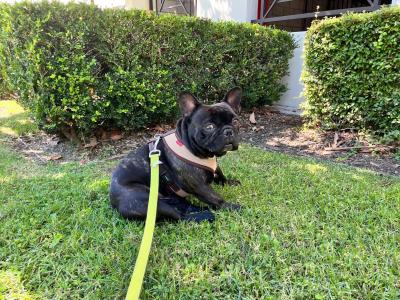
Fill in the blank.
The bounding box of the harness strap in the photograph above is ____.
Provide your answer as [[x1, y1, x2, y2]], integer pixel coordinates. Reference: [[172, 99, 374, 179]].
[[148, 131, 217, 198], [149, 139, 189, 198]]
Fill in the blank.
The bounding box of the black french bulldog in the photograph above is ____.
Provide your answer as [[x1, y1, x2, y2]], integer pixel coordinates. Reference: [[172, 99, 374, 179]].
[[109, 87, 242, 222]]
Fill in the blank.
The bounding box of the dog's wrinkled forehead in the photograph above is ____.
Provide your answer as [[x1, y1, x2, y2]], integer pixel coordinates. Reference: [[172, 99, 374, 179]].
[[211, 102, 236, 114], [193, 103, 236, 124]]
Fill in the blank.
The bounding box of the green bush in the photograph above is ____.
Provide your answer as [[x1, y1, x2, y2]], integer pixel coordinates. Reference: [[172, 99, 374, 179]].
[[302, 6, 400, 142], [0, 2, 295, 135], [0, 3, 12, 98]]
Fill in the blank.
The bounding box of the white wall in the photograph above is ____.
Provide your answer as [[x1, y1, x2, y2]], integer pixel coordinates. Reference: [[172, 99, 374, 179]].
[[274, 31, 305, 115], [245, 0, 258, 22], [93, 0, 125, 8], [125, 0, 149, 10], [197, 0, 258, 22]]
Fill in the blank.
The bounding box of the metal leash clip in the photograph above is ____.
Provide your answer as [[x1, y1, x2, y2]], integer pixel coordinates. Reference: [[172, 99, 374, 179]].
[[149, 135, 162, 168], [149, 135, 161, 157]]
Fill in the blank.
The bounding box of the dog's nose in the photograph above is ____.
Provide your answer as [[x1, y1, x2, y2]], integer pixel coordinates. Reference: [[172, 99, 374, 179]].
[[224, 128, 233, 137]]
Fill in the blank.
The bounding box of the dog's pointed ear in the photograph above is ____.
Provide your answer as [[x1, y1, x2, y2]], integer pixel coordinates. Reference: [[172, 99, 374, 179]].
[[179, 92, 201, 117], [224, 87, 242, 114]]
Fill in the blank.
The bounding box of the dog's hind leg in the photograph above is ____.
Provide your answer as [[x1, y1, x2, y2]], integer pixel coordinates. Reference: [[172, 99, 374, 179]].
[[110, 183, 183, 220], [110, 182, 215, 222]]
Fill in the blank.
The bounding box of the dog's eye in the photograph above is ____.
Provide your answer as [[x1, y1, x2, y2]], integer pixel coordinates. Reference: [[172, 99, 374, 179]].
[[232, 118, 240, 127], [205, 123, 215, 131]]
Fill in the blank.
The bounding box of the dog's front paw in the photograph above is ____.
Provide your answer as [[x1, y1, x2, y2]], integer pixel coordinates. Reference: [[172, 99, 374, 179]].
[[183, 210, 215, 223], [214, 178, 241, 186], [220, 202, 242, 211], [225, 179, 241, 186]]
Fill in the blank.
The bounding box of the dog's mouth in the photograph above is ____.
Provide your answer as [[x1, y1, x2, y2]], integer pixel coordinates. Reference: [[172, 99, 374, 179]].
[[223, 144, 234, 151], [214, 143, 238, 157]]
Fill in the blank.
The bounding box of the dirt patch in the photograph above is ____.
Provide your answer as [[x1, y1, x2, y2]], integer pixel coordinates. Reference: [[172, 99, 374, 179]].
[[240, 108, 399, 176], [7, 108, 400, 176], [9, 124, 174, 165]]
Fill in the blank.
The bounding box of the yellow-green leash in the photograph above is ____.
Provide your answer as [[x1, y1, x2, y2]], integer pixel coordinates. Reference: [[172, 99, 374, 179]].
[[125, 141, 161, 300]]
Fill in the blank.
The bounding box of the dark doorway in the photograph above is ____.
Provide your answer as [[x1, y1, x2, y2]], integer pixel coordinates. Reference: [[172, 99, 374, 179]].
[[254, 0, 392, 31]]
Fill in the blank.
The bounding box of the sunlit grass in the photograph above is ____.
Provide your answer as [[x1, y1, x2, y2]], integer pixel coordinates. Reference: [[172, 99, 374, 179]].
[[0, 100, 38, 137], [1, 142, 399, 299], [0, 270, 36, 300]]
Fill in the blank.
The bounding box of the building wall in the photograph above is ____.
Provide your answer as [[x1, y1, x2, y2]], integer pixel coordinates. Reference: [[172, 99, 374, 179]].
[[89, 0, 125, 8], [125, 0, 149, 10], [197, 0, 257, 22], [274, 31, 305, 115], [246, 0, 258, 22]]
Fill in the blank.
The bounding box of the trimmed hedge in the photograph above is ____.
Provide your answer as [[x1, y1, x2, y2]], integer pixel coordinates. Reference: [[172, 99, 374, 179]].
[[0, 3, 11, 98], [302, 6, 400, 142], [0, 2, 295, 135]]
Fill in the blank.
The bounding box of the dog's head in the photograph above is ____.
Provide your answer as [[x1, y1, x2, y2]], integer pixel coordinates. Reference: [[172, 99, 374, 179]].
[[177, 87, 242, 158]]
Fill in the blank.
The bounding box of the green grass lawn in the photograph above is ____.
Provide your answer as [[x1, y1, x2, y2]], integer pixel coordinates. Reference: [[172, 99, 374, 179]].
[[1, 100, 400, 299]]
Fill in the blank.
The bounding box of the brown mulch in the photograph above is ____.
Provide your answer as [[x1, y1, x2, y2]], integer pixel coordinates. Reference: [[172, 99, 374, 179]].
[[9, 108, 400, 176], [239, 108, 399, 176], [10, 124, 175, 165]]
